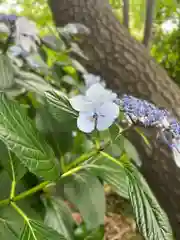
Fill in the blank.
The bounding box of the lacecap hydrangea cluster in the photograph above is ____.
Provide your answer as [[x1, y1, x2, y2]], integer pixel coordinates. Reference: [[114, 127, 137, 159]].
[[70, 74, 180, 167]]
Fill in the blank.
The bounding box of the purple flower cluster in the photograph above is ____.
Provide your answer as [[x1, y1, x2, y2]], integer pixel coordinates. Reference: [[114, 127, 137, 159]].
[[0, 14, 17, 22], [169, 119, 180, 137], [121, 95, 169, 127], [121, 95, 180, 152]]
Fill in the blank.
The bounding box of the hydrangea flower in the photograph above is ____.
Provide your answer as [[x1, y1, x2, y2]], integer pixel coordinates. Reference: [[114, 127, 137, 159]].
[[121, 95, 169, 126], [9, 45, 28, 57], [15, 17, 39, 52], [0, 14, 17, 22], [70, 83, 119, 133], [83, 73, 106, 88], [119, 94, 180, 167], [0, 14, 17, 34], [169, 119, 180, 137]]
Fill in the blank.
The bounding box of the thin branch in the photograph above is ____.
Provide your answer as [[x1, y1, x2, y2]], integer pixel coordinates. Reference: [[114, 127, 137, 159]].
[[143, 0, 156, 47], [122, 0, 129, 29]]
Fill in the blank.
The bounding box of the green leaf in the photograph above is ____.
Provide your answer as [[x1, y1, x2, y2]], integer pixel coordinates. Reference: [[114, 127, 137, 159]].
[[70, 43, 88, 60], [84, 226, 104, 240], [61, 75, 77, 86], [25, 53, 49, 71], [13, 67, 53, 94], [45, 91, 77, 131], [44, 196, 74, 240], [64, 171, 105, 230], [128, 168, 173, 240], [123, 138, 142, 167], [0, 170, 42, 221], [0, 141, 27, 181], [0, 169, 13, 200], [110, 125, 142, 167], [92, 156, 129, 199], [36, 107, 73, 156], [20, 220, 67, 240], [74, 225, 104, 240], [42, 35, 66, 51], [71, 59, 87, 74], [0, 206, 23, 240], [0, 94, 59, 180], [0, 55, 15, 90]]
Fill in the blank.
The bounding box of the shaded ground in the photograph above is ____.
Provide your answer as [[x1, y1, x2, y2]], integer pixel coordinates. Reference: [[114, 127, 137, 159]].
[[105, 192, 143, 239]]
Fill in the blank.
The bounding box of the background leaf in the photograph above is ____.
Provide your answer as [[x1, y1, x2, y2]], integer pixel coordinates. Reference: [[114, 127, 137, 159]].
[[45, 91, 77, 131], [0, 140, 27, 181], [44, 196, 74, 240], [20, 219, 67, 240], [0, 206, 23, 240], [64, 171, 105, 230], [0, 94, 59, 180], [91, 156, 129, 199], [0, 55, 15, 90], [122, 137, 142, 167], [36, 107, 73, 157]]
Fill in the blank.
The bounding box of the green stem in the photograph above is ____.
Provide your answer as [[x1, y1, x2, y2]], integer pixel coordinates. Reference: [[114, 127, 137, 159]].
[[61, 165, 84, 178], [14, 181, 50, 202], [11, 202, 37, 239], [66, 150, 98, 170], [0, 198, 9, 206], [10, 181, 16, 200], [0, 181, 50, 207], [100, 151, 124, 168], [11, 202, 29, 222], [9, 151, 16, 199], [60, 155, 66, 173]]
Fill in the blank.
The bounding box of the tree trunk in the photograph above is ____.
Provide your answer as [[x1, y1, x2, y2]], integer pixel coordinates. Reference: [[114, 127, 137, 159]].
[[49, 0, 180, 237]]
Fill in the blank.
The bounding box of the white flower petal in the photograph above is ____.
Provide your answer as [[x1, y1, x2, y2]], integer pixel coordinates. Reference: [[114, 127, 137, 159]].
[[77, 112, 95, 133], [86, 83, 117, 104], [70, 95, 94, 112], [16, 17, 38, 37], [86, 83, 106, 100], [83, 73, 101, 88], [15, 17, 39, 53], [96, 102, 119, 131], [9, 46, 23, 57], [98, 102, 119, 119]]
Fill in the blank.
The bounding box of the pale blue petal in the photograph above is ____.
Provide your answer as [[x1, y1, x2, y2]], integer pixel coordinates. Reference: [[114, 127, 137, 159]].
[[70, 95, 93, 112], [96, 102, 119, 131], [86, 83, 117, 103], [86, 83, 106, 100], [83, 73, 101, 88], [77, 112, 95, 133], [98, 102, 119, 119]]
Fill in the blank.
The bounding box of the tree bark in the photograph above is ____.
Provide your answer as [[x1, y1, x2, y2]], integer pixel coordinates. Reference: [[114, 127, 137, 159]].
[[49, 0, 180, 237]]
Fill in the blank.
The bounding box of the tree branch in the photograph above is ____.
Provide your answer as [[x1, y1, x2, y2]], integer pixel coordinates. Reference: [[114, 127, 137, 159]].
[[122, 0, 129, 29], [143, 0, 156, 47]]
